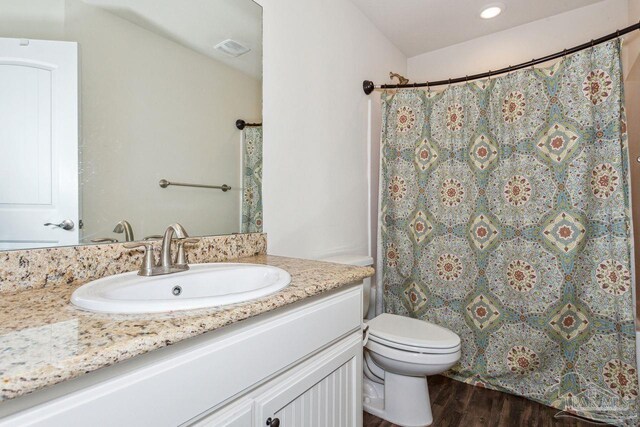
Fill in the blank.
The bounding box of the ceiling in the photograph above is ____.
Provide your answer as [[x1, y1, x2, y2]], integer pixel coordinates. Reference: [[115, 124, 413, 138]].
[[83, 0, 262, 79], [350, 0, 604, 57]]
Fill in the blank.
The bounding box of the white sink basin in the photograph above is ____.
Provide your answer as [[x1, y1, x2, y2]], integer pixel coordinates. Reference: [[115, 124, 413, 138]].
[[71, 263, 291, 314]]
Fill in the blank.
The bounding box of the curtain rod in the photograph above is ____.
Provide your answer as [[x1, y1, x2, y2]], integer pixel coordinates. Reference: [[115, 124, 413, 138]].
[[363, 21, 640, 95], [236, 119, 262, 130]]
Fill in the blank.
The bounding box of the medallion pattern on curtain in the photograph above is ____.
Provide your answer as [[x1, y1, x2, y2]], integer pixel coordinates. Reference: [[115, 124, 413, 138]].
[[241, 126, 263, 233], [380, 40, 638, 425]]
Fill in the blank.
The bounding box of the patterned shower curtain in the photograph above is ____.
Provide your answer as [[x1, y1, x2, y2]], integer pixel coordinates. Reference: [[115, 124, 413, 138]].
[[380, 40, 638, 425], [241, 126, 263, 233]]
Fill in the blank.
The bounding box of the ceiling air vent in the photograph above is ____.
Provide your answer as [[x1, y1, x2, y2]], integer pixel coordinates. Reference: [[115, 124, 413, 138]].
[[214, 39, 251, 57]]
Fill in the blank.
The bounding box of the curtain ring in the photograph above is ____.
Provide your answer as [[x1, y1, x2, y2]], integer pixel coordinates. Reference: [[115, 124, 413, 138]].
[[488, 70, 492, 81], [427, 81, 431, 93], [617, 29, 621, 38], [448, 78, 452, 88], [530, 59, 535, 71], [591, 39, 595, 48]]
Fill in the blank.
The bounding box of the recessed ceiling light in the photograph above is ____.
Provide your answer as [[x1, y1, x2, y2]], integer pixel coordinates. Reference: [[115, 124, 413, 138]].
[[480, 3, 504, 19]]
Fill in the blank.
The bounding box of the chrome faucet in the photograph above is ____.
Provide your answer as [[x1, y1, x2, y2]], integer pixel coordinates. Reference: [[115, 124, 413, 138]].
[[113, 220, 134, 242], [125, 223, 199, 276]]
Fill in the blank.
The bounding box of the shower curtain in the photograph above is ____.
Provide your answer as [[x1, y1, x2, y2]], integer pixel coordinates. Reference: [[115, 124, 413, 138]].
[[241, 126, 263, 233], [380, 40, 638, 425]]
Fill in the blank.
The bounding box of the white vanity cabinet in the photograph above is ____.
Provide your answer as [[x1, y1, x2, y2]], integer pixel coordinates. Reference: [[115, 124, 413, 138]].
[[252, 335, 361, 427], [194, 331, 361, 427], [194, 399, 253, 426], [0, 285, 363, 427]]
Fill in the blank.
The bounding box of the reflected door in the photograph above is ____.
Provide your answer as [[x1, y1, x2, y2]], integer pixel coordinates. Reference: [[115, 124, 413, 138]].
[[0, 38, 78, 250]]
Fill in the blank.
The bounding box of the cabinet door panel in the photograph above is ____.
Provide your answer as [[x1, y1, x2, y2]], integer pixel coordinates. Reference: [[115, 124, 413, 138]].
[[254, 333, 362, 427]]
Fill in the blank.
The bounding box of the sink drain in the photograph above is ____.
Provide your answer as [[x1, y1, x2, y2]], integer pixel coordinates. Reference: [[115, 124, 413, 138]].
[[172, 285, 182, 296]]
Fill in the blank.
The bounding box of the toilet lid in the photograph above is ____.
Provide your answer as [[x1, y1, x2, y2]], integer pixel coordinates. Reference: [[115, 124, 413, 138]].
[[366, 313, 460, 350]]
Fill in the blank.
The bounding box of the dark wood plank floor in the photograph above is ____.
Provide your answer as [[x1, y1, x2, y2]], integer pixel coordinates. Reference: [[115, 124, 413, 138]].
[[363, 375, 612, 427]]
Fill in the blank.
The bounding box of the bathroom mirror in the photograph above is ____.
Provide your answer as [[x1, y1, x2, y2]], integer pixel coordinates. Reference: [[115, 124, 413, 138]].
[[0, 0, 263, 250]]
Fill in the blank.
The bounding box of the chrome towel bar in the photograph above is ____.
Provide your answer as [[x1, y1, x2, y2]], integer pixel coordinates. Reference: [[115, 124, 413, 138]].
[[159, 179, 231, 192]]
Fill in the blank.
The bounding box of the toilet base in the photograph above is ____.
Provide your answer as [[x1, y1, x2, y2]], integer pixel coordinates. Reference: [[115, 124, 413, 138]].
[[363, 372, 433, 427]]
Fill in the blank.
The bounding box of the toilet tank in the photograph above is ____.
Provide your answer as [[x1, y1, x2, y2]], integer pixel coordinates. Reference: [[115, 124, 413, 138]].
[[321, 255, 374, 319]]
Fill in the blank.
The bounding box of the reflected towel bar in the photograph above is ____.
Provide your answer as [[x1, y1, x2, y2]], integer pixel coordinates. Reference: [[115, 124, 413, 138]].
[[159, 179, 231, 192], [236, 119, 262, 130]]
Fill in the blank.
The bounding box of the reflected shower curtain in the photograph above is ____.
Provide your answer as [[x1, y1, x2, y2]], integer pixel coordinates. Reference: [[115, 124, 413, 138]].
[[380, 40, 638, 425], [241, 126, 263, 233]]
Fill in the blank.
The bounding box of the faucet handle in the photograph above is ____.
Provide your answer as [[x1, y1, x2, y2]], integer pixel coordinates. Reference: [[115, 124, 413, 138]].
[[91, 238, 119, 243], [123, 241, 153, 249], [124, 241, 157, 276], [175, 238, 200, 266]]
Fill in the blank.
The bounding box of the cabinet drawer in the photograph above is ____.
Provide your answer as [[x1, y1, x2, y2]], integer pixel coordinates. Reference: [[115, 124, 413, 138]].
[[192, 398, 252, 427]]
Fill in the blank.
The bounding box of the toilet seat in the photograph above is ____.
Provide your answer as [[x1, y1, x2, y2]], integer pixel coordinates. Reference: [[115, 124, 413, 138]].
[[366, 339, 461, 366], [368, 333, 461, 354], [366, 313, 461, 354]]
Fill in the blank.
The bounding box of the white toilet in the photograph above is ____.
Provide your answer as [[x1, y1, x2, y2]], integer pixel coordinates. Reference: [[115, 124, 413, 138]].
[[363, 313, 461, 426], [323, 255, 461, 427]]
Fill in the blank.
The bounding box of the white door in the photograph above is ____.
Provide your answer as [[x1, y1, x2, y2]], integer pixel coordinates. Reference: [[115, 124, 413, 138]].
[[0, 38, 79, 250]]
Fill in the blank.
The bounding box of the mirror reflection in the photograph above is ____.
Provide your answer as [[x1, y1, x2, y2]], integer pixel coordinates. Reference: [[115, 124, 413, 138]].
[[0, 0, 263, 250]]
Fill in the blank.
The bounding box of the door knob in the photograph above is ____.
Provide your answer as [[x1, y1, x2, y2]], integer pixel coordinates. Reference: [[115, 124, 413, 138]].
[[44, 219, 75, 231], [266, 418, 280, 427]]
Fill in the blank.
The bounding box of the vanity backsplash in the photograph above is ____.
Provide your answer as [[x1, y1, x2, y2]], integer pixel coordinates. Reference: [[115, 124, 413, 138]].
[[0, 234, 266, 294]]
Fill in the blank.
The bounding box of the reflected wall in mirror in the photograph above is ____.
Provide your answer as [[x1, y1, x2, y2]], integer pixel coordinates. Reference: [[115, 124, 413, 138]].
[[0, 0, 263, 250]]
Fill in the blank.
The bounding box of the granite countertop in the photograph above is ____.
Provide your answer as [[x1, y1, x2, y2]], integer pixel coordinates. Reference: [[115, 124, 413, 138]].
[[0, 255, 374, 402]]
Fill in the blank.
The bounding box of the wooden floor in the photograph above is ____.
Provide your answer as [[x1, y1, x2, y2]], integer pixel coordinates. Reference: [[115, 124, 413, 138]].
[[363, 375, 611, 427]]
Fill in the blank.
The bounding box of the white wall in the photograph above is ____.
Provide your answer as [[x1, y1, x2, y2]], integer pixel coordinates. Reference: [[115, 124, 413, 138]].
[[626, 0, 640, 78], [0, 0, 65, 39], [256, 0, 406, 259], [407, 0, 629, 82]]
